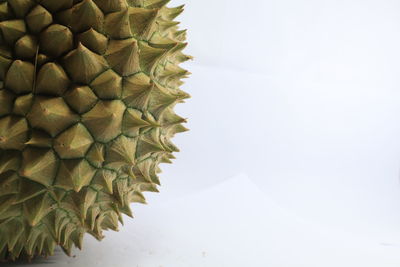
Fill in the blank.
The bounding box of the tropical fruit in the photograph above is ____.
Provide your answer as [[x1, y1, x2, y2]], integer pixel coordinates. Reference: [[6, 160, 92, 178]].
[[0, 0, 190, 260]]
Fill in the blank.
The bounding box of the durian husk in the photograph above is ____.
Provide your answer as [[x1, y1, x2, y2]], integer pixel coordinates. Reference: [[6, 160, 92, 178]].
[[0, 0, 191, 261]]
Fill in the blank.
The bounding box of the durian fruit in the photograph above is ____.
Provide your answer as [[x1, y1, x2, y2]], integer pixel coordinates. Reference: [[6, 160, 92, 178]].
[[0, 0, 190, 261]]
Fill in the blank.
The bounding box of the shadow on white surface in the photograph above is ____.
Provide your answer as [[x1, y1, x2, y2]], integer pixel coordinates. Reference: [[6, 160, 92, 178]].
[[3, 173, 400, 267]]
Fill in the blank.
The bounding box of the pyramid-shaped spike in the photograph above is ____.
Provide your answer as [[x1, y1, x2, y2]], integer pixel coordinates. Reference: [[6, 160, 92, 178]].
[[128, 7, 159, 38], [40, 24, 73, 57], [63, 43, 108, 84], [25, 130, 52, 148], [64, 86, 98, 114], [94, 0, 126, 13], [4, 219, 24, 251], [78, 188, 97, 220], [15, 179, 47, 204], [0, 20, 26, 45], [113, 178, 128, 204], [82, 100, 125, 142], [27, 97, 79, 137], [144, 0, 171, 9], [90, 69, 122, 99], [105, 39, 140, 76], [54, 159, 96, 192], [70, 229, 84, 250], [0, 172, 19, 197], [0, 116, 29, 150], [139, 41, 168, 73], [36, 63, 70, 95], [0, 90, 14, 116], [19, 148, 57, 187], [23, 193, 54, 226], [104, 9, 132, 38], [8, 0, 35, 18], [135, 158, 160, 184], [105, 136, 137, 170], [129, 191, 146, 204], [0, 151, 20, 175], [15, 35, 38, 59], [71, 0, 104, 33], [92, 170, 116, 194], [60, 224, 76, 247], [0, 55, 12, 80], [86, 143, 105, 167], [122, 72, 153, 108], [54, 123, 94, 159], [77, 28, 108, 54], [26, 227, 43, 256], [40, 0, 73, 12], [87, 206, 100, 230], [136, 135, 165, 158], [100, 211, 119, 231], [122, 108, 151, 137], [26, 5, 53, 33], [5, 60, 34, 94]]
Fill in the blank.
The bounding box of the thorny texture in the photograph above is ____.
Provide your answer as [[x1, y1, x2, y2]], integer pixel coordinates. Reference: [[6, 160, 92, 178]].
[[0, 0, 190, 260]]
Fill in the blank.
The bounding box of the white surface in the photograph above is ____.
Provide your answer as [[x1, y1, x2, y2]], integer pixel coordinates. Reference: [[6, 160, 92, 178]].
[[8, 0, 400, 265], [5, 173, 400, 267]]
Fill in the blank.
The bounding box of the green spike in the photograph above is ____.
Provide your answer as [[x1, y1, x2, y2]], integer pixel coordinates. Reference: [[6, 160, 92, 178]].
[[54, 123, 94, 159], [78, 188, 97, 220], [0, 20, 26, 45], [105, 136, 137, 170], [0, 116, 29, 150], [86, 143, 105, 167], [5, 60, 34, 94], [94, 0, 126, 13], [36, 63, 70, 95], [90, 69, 122, 99], [13, 94, 33, 116], [0, 151, 20, 175], [105, 39, 140, 76], [122, 108, 151, 137], [54, 159, 96, 192], [23, 193, 54, 226], [8, 0, 35, 18], [27, 97, 79, 137], [122, 72, 153, 108], [104, 9, 132, 39], [77, 28, 108, 54], [15, 35, 38, 59], [129, 7, 159, 38], [82, 100, 125, 142], [40, 24, 73, 57], [63, 43, 108, 84], [26, 5, 53, 33], [92, 170, 116, 194], [64, 86, 98, 114], [19, 148, 57, 187], [15, 179, 47, 203], [71, 0, 104, 33]]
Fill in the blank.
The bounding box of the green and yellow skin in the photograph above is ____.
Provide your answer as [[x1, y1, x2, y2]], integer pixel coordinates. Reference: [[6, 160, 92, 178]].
[[0, 0, 190, 260]]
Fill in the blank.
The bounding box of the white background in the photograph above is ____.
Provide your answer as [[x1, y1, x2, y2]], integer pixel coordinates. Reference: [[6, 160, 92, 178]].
[[7, 0, 400, 266]]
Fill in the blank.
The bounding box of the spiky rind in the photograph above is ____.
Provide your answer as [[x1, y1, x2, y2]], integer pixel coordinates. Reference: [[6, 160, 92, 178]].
[[0, 0, 190, 261]]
